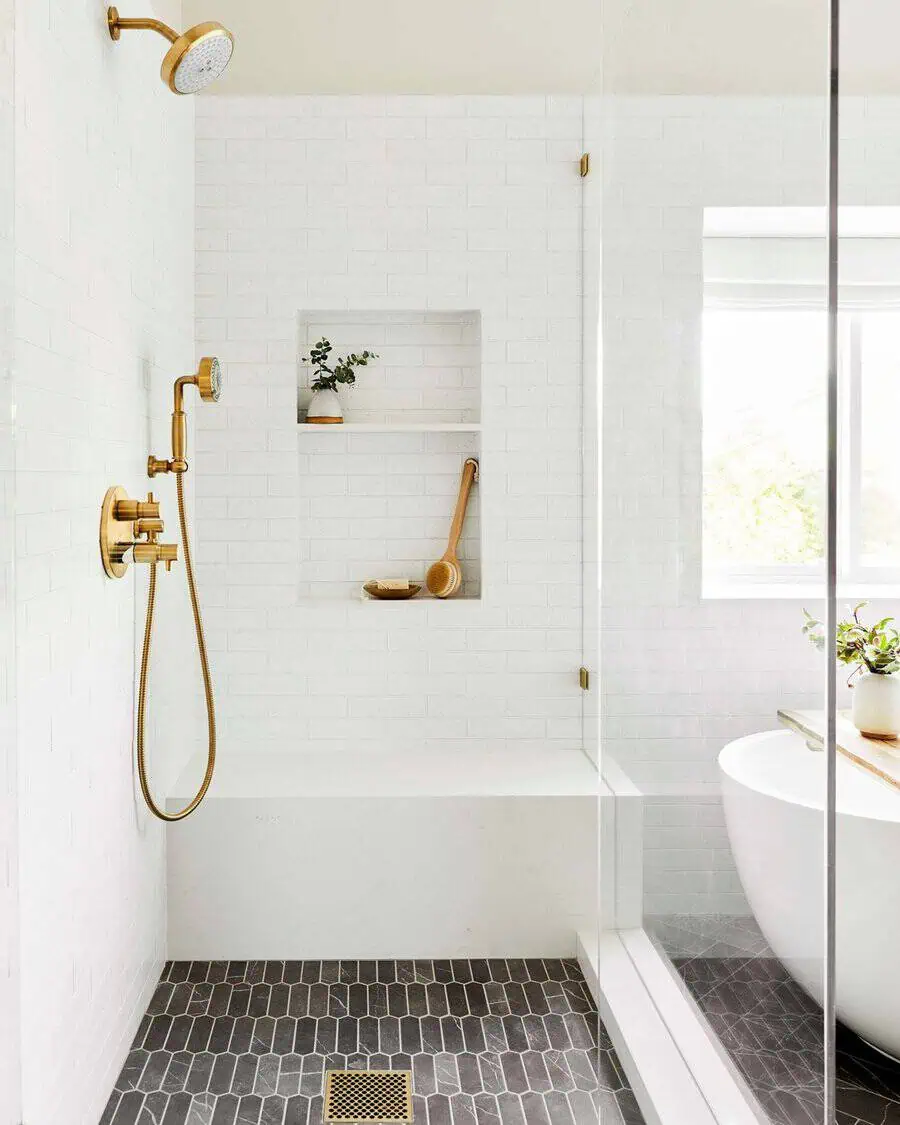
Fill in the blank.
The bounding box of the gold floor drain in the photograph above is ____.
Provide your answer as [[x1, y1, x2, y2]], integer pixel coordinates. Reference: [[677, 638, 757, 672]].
[[324, 1070, 413, 1123]]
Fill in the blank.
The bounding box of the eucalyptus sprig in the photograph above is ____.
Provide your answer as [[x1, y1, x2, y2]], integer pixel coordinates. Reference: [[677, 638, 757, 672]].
[[803, 601, 900, 682], [303, 338, 378, 394]]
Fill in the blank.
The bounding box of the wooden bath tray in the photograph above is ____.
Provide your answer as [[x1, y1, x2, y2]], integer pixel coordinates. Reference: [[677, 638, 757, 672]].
[[778, 709, 900, 792]]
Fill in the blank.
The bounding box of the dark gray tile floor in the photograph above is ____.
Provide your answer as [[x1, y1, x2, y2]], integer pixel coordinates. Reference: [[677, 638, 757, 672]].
[[650, 915, 900, 1125], [101, 959, 643, 1125]]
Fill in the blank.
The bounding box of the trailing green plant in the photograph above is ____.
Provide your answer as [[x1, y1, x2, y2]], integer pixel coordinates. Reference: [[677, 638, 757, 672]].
[[303, 338, 378, 394], [803, 601, 900, 682]]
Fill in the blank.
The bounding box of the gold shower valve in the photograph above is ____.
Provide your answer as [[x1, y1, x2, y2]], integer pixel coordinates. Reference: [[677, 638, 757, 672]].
[[100, 486, 177, 578]]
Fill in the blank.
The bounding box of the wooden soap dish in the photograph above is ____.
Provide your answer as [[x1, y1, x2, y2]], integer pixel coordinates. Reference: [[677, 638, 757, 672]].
[[363, 581, 421, 601]]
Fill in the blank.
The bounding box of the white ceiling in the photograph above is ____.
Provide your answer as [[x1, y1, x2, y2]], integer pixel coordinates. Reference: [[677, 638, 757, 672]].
[[182, 0, 900, 94]]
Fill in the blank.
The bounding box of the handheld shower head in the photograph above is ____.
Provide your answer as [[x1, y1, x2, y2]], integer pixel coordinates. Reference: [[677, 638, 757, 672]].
[[107, 8, 234, 95], [196, 357, 223, 403], [148, 358, 223, 477], [174, 357, 223, 410]]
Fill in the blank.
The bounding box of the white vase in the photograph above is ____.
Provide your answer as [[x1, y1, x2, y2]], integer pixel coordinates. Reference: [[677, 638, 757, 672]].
[[306, 388, 343, 424], [851, 671, 900, 738]]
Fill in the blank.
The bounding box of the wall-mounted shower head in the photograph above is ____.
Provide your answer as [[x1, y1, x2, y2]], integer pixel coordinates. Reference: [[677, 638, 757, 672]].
[[107, 8, 234, 95]]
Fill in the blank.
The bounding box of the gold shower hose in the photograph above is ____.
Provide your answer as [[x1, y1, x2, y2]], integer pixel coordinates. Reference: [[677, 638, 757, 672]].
[[136, 473, 216, 821]]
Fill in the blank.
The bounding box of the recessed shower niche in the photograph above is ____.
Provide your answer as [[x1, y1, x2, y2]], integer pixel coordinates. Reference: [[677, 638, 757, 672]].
[[296, 310, 482, 601]]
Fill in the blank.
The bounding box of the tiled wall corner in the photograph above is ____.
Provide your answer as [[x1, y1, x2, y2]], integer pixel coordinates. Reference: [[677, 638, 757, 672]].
[[12, 1, 195, 1121]]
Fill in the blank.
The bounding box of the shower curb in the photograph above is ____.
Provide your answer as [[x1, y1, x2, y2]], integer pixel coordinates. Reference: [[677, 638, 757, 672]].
[[578, 928, 767, 1125]]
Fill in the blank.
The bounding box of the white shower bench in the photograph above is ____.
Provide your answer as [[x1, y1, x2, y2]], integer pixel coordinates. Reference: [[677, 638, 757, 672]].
[[165, 748, 597, 960]]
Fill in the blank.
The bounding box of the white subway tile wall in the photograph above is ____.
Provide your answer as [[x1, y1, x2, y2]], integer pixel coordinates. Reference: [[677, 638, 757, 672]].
[[0, 1, 17, 1120], [12, 2, 196, 1122], [601, 95, 900, 914], [194, 95, 585, 755]]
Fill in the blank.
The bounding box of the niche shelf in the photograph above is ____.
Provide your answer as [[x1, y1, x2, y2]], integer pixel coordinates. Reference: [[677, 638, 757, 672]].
[[296, 308, 482, 602], [359, 592, 482, 604], [297, 309, 481, 426]]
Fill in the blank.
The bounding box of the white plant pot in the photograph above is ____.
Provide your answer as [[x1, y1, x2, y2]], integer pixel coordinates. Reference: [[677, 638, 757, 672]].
[[851, 671, 900, 738], [306, 388, 343, 424]]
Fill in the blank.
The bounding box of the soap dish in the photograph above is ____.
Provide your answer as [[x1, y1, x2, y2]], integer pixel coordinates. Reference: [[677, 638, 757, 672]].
[[363, 581, 421, 601]]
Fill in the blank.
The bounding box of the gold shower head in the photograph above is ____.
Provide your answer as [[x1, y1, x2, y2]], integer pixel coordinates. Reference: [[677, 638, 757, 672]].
[[107, 8, 234, 94], [196, 357, 223, 403], [174, 357, 223, 410]]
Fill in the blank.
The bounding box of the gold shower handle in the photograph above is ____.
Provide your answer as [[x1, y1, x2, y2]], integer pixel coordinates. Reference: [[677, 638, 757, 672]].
[[147, 431, 188, 477], [148, 357, 223, 478], [133, 542, 178, 572], [113, 494, 160, 521]]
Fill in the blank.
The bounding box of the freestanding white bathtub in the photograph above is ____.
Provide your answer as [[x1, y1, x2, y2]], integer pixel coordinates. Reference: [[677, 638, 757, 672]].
[[720, 728, 900, 1060]]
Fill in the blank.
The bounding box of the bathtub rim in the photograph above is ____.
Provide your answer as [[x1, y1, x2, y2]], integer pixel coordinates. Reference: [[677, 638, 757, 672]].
[[718, 728, 900, 824]]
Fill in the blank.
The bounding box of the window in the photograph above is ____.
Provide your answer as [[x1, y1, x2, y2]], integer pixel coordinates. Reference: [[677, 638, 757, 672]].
[[702, 208, 900, 596]]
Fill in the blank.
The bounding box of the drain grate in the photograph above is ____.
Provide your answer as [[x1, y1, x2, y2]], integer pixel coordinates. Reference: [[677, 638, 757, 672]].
[[324, 1070, 414, 1123]]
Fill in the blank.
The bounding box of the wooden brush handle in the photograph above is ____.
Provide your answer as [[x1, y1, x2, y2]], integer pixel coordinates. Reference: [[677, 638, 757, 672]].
[[447, 458, 478, 554]]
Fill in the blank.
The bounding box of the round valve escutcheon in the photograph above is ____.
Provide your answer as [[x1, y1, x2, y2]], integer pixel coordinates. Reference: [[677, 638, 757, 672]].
[[100, 487, 178, 577]]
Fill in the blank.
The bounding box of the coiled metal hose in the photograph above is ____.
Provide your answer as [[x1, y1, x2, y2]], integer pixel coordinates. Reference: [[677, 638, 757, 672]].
[[136, 473, 216, 821]]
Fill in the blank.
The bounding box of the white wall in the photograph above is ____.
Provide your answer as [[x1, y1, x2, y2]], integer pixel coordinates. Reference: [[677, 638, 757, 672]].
[[194, 95, 585, 758], [0, 0, 18, 1120], [12, 1, 195, 1121], [600, 95, 900, 915], [186, 0, 604, 95], [186, 0, 900, 97]]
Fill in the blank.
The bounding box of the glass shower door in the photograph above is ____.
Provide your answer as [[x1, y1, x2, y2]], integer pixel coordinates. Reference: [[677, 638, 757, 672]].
[[829, 3, 900, 1122], [594, 2, 837, 1122]]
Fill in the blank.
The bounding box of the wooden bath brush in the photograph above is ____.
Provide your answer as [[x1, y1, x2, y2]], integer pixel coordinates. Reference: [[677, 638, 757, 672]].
[[426, 457, 479, 598]]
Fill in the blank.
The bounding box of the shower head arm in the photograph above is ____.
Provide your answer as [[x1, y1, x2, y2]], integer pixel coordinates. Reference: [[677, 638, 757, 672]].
[[107, 8, 178, 44]]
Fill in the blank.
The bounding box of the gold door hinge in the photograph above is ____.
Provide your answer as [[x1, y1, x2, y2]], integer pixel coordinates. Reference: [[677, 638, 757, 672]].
[[579, 152, 590, 178], [579, 666, 590, 691]]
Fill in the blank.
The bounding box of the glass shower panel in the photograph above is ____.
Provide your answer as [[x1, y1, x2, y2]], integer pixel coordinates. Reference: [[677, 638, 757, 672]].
[[831, 3, 900, 1121], [0, 0, 17, 1105], [596, 3, 833, 1122]]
